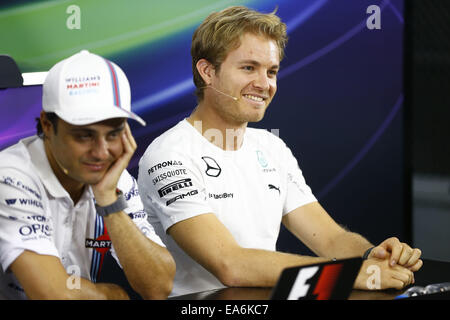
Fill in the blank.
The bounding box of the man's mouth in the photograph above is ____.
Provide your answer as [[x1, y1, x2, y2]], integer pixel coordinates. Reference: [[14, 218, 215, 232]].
[[83, 162, 107, 171], [242, 94, 267, 103]]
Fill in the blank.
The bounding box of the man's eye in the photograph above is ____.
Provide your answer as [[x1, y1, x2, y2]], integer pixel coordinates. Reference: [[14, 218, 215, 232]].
[[268, 70, 278, 77], [76, 134, 93, 141], [242, 66, 254, 71], [107, 132, 121, 140]]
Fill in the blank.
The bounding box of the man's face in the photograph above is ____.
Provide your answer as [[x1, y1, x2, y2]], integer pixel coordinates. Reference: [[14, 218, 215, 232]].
[[44, 117, 125, 186], [209, 32, 280, 124]]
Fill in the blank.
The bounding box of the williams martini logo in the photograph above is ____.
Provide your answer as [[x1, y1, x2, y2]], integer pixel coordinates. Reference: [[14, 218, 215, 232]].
[[85, 233, 111, 254]]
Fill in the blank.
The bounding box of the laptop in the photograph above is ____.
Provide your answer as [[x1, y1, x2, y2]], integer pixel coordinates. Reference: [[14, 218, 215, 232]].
[[270, 257, 363, 300]]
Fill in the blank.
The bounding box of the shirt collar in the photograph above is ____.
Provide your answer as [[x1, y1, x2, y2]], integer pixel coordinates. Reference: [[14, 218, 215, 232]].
[[26, 136, 72, 199]]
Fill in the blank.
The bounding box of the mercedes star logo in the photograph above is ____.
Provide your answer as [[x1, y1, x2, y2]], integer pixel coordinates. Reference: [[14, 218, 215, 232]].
[[201, 156, 221, 177]]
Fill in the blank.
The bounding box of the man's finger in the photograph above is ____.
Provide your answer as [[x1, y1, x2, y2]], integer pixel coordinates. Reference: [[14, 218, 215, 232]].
[[404, 248, 422, 268], [389, 239, 404, 267], [120, 124, 136, 161], [398, 244, 414, 266], [124, 122, 137, 150], [371, 246, 388, 259], [389, 278, 407, 290], [99, 127, 134, 181], [408, 259, 423, 272], [122, 130, 133, 156], [392, 269, 413, 288]]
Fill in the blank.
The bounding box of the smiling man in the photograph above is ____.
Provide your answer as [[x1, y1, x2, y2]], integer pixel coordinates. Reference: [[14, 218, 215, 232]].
[[0, 50, 175, 299], [137, 6, 422, 297]]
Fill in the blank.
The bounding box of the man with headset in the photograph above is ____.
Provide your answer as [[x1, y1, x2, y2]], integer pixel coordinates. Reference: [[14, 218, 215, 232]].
[[0, 50, 175, 299], [138, 6, 422, 297]]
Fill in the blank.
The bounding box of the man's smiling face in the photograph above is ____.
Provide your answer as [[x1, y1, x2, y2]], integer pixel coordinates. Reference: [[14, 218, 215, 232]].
[[44, 116, 126, 187], [207, 32, 280, 125]]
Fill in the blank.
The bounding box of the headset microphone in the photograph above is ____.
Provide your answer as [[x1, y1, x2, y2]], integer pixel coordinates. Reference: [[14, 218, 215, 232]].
[[44, 134, 70, 175], [48, 146, 69, 175], [203, 85, 239, 101], [54, 155, 69, 175]]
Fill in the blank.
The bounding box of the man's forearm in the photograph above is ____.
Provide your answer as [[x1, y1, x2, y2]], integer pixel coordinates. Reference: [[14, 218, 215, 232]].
[[221, 233, 371, 289], [69, 278, 129, 300], [103, 211, 175, 299], [218, 247, 331, 288], [10, 250, 130, 300], [325, 230, 373, 259]]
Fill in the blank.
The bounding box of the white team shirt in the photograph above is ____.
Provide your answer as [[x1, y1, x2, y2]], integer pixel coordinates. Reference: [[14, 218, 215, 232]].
[[0, 136, 164, 300], [138, 119, 317, 296]]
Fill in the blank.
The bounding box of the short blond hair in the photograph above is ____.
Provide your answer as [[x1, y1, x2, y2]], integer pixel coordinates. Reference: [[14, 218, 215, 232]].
[[191, 6, 288, 100]]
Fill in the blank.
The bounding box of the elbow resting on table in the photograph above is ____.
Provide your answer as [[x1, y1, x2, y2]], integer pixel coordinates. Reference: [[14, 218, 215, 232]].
[[139, 283, 173, 300], [137, 254, 176, 300], [213, 257, 247, 288]]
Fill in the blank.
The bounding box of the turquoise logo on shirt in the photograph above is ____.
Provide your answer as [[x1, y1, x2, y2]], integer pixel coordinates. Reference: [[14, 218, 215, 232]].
[[256, 150, 268, 168]]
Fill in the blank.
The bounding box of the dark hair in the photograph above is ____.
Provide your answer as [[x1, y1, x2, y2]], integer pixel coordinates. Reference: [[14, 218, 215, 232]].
[[36, 112, 59, 138]]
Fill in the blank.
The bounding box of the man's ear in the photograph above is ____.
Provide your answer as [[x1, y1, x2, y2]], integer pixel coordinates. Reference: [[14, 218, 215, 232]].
[[40, 111, 53, 138], [196, 58, 215, 86]]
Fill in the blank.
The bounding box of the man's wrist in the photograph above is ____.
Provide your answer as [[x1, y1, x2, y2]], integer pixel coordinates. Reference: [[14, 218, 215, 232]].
[[362, 246, 375, 260], [95, 189, 127, 217], [94, 188, 120, 207]]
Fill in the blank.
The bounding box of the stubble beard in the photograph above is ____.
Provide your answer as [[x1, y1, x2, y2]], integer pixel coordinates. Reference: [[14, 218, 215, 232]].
[[212, 94, 268, 125]]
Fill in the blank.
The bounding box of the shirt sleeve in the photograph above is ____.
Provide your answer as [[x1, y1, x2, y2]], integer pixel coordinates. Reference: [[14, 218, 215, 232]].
[[281, 143, 317, 215], [0, 169, 59, 272], [138, 147, 213, 233], [118, 170, 165, 247], [108, 170, 166, 268]]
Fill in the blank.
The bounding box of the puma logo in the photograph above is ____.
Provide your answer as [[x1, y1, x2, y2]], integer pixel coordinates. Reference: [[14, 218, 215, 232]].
[[268, 184, 280, 195]]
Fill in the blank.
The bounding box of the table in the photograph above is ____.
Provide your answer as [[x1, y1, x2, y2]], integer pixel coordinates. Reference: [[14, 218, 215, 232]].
[[169, 259, 450, 300]]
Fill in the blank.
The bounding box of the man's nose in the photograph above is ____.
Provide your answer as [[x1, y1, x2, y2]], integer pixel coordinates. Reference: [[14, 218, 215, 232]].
[[253, 71, 271, 91], [90, 137, 110, 160]]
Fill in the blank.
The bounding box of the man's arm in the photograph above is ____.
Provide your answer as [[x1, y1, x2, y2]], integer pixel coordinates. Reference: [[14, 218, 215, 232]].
[[168, 213, 329, 288], [168, 203, 415, 290], [282, 201, 420, 289], [91, 123, 175, 299], [282, 201, 373, 259], [103, 210, 175, 299], [282, 201, 422, 269], [10, 250, 129, 299]]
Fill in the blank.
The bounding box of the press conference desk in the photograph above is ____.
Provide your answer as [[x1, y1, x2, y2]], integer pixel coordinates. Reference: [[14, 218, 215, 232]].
[[169, 259, 450, 300]]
